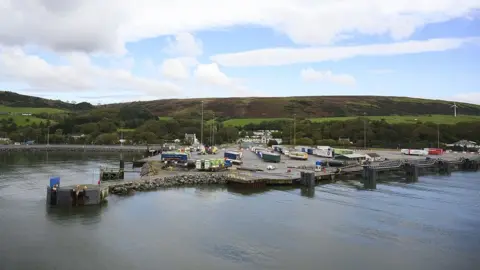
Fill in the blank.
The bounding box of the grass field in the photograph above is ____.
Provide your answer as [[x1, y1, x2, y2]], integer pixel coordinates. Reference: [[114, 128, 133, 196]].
[[0, 105, 66, 114], [117, 128, 136, 132], [158, 116, 173, 121], [222, 115, 480, 127], [0, 115, 48, 126]]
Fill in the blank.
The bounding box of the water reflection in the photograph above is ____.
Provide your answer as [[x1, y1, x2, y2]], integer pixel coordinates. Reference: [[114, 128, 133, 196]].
[[1, 151, 480, 270], [45, 204, 106, 225], [300, 187, 315, 198]]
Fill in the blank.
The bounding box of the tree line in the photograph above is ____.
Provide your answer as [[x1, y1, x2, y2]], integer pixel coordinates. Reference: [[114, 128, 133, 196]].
[[238, 117, 479, 149], [1, 105, 479, 148]]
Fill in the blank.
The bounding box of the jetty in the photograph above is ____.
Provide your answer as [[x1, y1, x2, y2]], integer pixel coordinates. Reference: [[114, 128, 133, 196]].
[[107, 147, 480, 196], [224, 157, 479, 190]]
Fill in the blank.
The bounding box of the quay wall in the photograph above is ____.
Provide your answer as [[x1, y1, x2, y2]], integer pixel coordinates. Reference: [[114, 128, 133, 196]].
[[0, 144, 157, 153], [109, 173, 228, 195]]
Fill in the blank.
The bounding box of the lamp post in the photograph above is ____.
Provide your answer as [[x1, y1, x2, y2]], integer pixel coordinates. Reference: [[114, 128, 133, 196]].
[[212, 112, 215, 146], [293, 114, 296, 146], [200, 101, 204, 145], [437, 123, 440, 148], [363, 112, 367, 149]]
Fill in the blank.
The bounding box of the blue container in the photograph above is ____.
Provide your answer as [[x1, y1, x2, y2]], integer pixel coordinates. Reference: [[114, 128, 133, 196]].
[[50, 176, 60, 188], [307, 148, 314, 155], [315, 161, 322, 166]]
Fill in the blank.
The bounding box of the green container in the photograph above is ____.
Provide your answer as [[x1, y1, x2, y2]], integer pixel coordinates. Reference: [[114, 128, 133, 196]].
[[262, 152, 281, 163]]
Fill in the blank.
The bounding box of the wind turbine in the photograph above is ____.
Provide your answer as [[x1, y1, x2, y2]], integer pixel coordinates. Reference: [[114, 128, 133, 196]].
[[451, 102, 458, 117]]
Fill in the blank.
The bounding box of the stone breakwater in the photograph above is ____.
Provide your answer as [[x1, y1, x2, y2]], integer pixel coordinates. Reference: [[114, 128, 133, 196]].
[[0, 145, 149, 153], [108, 173, 228, 195], [140, 162, 159, 177]]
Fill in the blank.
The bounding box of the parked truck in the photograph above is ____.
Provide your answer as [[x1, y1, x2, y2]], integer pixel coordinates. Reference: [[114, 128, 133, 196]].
[[195, 158, 231, 171]]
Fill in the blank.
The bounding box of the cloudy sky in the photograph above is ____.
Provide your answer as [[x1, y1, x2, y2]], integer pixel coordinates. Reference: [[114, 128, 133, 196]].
[[0, 0, 479, 104]]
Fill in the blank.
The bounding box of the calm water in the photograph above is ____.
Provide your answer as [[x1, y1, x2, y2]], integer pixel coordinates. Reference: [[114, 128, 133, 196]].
[[0, 152, 479, 270]]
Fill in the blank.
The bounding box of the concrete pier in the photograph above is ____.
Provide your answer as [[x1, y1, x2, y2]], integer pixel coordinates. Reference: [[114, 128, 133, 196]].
[[405, 164, 419, 182], [47, 184, 108, 207], [437, 160, 451, 175], [462, 159, 479, 172], [300, 172, 315, 188]]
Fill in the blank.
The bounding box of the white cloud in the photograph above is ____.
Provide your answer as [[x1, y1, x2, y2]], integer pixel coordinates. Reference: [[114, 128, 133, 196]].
[[211, 37, 478, 67], [1, 0, 479, 54], [194, 63, 232, 86], [160, 58, 190, 80], [192, 63, 261, 97], [301, 68, 356, 86], [0, 47, 181, 96], [164, 33, 203, 57]]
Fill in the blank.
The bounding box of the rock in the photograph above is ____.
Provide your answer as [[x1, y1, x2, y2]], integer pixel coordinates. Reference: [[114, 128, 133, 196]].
[[108, 172, 229, 196]]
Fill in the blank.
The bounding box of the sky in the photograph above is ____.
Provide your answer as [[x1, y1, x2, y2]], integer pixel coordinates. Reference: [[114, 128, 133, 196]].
[[0, 0, 479, 104]]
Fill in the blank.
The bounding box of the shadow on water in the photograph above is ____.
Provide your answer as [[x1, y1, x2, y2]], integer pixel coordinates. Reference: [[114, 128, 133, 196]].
[[45, 204, 107, 225], [226, 184, 304, 197]]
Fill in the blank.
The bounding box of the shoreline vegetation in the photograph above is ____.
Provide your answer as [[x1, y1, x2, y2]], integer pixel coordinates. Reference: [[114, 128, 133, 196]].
[[2, 91, 480, 150], [0, 144, 150, 152]]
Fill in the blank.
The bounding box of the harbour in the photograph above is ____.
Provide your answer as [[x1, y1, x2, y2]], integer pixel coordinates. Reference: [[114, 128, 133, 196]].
[[105, 145, 479, 196], [0, 150, 479, 270]]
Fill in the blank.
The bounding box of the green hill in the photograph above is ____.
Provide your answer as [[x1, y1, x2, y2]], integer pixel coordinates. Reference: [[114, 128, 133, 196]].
[[109, 96, 480, 119], [0, 91, 93, 111]]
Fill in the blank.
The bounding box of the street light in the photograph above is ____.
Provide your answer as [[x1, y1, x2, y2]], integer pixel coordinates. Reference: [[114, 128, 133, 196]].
[[200, 101, 204, 145], [293, 114, 296, 146], [363, 112, 367, 149], [437, 123, 440, 148]]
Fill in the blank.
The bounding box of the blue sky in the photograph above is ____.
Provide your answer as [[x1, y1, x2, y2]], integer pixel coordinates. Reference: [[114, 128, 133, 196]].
[[0, 0, 479, 104]]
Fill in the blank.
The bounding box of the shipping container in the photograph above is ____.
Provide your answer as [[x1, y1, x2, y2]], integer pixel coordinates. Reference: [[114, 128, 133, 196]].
[[262, 152, 281, 163], [314, 148, 333, 158], [333, 148, 354, 155], [224, 151, 242, 160], [161, 152, 189, 162]]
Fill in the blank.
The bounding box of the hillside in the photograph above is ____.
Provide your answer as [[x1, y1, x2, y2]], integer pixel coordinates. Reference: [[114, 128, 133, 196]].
[[110, 96, 480, 118], [0, 91, 93, 111], [2, 91, 480, 119]]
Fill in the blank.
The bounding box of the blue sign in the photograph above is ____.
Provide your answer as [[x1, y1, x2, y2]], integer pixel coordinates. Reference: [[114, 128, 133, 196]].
[[50, 177, 60, 188]]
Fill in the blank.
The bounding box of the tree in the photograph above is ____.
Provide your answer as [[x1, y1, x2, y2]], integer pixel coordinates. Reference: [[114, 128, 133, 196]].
[[267, 139, 279, 146], [296, 137, 314, 145], [95, 133, 118, 145]]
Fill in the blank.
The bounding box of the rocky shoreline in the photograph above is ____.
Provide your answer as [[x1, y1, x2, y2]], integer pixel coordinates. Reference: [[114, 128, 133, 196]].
[[0, 144, 150, 153], [108, 173, 228, 195]]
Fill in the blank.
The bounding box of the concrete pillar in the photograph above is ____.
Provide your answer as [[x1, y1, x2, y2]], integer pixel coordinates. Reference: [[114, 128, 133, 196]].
[[438, 161, 451, 175], [363, 167, 377, 190], [300, 172, 315, 187], [463, 159, 479, 172], [120, 152, 125, 169], [405, 164, 419, 182]]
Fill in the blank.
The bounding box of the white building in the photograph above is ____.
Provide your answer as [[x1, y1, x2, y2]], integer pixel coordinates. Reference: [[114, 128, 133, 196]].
[[184, 133, 198, 145], [239, 130, 281, 144]]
